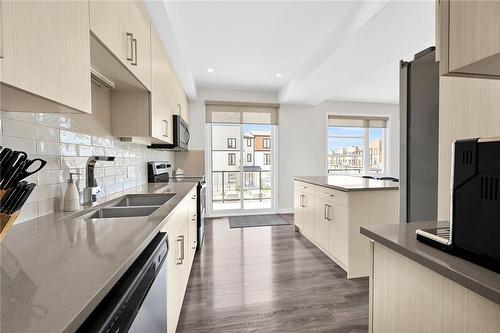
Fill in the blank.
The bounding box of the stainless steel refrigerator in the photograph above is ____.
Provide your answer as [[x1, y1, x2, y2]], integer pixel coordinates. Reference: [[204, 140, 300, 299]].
[[400, 47, 439, 223]]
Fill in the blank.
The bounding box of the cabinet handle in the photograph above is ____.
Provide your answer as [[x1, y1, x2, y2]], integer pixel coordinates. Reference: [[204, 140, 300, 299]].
[[322, 192, 334, 197], [324, 204, 328, 220], [327, 205, 332, 221], [131, 38, 138, 66], [192, 195, 196, 199], [162, 120, 169, 137], [192, 214, 197, 221], [126, 33, 134, 61], [192, 240, 197, 250], [177, 235, 184, 264]]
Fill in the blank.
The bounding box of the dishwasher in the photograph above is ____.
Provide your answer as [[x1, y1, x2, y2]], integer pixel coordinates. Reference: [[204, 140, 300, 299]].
[[78, 232, 168, 333]]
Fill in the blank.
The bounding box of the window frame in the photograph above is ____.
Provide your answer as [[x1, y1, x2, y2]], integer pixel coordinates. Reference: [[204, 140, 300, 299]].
[[228, 152, 236, 166], [246, 138, 252, 147], [264, 153, 271, 165], [227, 138, 236, 149], [326, 115, 388, 176], [263, 138, 271, 149], [247, 153, 252, 162]]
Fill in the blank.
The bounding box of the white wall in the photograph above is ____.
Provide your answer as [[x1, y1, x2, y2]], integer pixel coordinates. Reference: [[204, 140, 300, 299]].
[[188, 88, 399, 213], [278, 101, 399, 212]]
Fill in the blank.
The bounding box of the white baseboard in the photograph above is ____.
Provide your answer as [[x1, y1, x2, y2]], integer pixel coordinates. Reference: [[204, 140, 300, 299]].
[[278, 208, 293, 214]]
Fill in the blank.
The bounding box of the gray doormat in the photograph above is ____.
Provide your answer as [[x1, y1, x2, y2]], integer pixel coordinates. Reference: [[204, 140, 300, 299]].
[[228, 214, 291, 229]]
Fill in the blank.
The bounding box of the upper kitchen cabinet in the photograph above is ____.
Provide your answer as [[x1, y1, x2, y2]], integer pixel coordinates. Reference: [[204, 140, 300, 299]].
[[438, 0, 500, 78], [1, 0, 91, 113], [151, 26, 175, 144], [176, 86, 189, 124], [90, 0, 151, 90]]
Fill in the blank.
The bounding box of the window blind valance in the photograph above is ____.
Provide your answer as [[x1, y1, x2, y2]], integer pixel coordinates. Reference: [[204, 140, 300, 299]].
[[327, 115, 388, 128], [205, 101, 280, 125]]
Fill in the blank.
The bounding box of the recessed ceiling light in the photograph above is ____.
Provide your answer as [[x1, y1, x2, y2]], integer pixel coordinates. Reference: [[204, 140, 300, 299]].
[[275, 73, 283, 78], [207, 68, 214, 73]]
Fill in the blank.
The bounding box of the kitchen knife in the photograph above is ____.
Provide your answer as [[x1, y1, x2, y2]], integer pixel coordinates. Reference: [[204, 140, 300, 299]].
[[0, 182, 28, 213], [1, 157, 46, 190], [8, 183, 36, 214]]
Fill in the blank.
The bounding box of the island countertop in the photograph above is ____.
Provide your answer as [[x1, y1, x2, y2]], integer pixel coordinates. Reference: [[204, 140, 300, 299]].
[[361, 221, 500, 305], [295, 175, 399, 192], [1, 181, 198, 333]]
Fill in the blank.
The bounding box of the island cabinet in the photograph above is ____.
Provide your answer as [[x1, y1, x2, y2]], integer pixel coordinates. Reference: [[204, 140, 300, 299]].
[[162, 186, 197, 333], [438, 0, 500, 79], [361, 222, 500, 333], [294, 177, 398, 278], [1, 0, 91, 113], [90, 0, 151, 89]]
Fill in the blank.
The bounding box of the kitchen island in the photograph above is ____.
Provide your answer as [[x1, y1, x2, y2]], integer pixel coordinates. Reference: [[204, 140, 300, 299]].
[[294, 176, 398, 278], [1, 181, 198, 333], [361, 221, 500, 333]]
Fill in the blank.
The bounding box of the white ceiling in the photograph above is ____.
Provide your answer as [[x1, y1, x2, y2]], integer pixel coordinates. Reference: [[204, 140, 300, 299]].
[[146, 0, 435, 105]]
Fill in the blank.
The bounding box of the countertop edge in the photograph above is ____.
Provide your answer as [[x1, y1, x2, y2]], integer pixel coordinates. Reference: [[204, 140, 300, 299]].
[[294, 177, 399, 192], [64, 183, 198, 332], [360, 226, 500, 305]]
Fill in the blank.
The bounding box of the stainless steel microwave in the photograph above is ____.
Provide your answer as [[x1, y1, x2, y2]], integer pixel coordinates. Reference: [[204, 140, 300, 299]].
[[148, 115, 190, 150]]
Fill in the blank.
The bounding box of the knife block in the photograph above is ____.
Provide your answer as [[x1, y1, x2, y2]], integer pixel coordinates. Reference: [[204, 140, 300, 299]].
[[0, 190, 21, 241]]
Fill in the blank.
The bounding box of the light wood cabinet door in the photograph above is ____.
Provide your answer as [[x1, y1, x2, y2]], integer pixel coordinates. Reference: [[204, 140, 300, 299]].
[[129, 0, 151, 89], [151, 27, 174, 143], [1, 0, 91, 113], [302, 192, 315, 238], [440, 0, 500, 78], [293, 190, 304, 230], [314, 197, 331, 251], [329, 203, 349, 266], [188, 202, 197, 265], [90, 0, 130, 66]]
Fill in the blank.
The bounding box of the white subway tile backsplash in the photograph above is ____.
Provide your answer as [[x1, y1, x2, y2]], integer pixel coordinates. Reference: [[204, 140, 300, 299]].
[[37, 125, 59, 142], [37, 141, 77, 156], [2, 118, 37, 139], [60, 130, 92, 145], [2, 112, 36, 123], [1, 110, 175, 222], [0, 136, 37, 154], [38, 170, 65, 185]]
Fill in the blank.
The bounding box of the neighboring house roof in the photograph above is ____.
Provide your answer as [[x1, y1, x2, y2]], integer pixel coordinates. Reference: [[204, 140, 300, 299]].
[[248, 130, 270, 137], [243, 131, 254, 138]]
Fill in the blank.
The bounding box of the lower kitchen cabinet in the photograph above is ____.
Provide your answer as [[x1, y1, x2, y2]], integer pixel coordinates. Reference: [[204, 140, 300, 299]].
[[161, 186, 197, 333], [294, 180, 398, 278]]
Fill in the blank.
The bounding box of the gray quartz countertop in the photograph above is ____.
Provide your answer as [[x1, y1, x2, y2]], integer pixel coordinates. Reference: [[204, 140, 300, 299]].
[[1, 181, 198, 333], [295, 175, 399, 192], [360, 221, 500, 305]]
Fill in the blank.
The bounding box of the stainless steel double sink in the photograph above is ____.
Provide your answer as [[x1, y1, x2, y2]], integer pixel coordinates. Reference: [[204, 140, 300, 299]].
[[80, 193, 175, 219]]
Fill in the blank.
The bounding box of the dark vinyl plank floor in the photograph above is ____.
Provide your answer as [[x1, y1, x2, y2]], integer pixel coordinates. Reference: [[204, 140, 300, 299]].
[[177, 216, 368, 333]]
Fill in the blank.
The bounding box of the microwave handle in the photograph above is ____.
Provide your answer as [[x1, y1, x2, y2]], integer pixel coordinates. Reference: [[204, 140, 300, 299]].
[[185, 128, 191, 145]]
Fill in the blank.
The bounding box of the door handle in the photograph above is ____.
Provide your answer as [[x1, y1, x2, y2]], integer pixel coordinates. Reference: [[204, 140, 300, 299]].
[[126, 33, 134, 61], [162, 120, 169, 137], [131, 38, 138, 66], [177, 235, 184, 264]]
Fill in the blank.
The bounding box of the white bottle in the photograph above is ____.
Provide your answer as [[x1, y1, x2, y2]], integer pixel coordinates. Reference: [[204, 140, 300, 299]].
[[64, 173, 81, 212]]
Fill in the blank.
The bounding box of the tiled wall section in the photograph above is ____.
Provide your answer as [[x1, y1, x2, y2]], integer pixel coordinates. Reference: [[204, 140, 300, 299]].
[[0, 111, 175, 223]]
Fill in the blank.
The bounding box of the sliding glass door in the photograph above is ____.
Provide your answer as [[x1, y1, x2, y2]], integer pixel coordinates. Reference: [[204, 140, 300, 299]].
[[210, 123, 274, 213]]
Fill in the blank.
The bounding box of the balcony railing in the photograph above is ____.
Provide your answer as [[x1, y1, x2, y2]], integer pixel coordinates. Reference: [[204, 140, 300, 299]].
[[212, 170, 271, 203]]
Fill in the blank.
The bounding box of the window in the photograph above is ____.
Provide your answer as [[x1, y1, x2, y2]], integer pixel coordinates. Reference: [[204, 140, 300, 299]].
[[327, 116, 387, 175], [228, 153, 236, 166], [247, 138, 252, 147], [227, 138, 236, 149], [263, 138, 271, 149], [247, 154, 252, 162], [264, 153, 271, 165]]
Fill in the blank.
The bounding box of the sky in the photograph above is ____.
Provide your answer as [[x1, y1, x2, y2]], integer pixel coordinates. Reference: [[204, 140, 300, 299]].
[[328, 127, 383, 151]]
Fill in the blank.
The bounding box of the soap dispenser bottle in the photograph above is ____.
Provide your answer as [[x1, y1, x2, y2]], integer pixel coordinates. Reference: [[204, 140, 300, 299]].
[[64, 172, 81, 212]]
